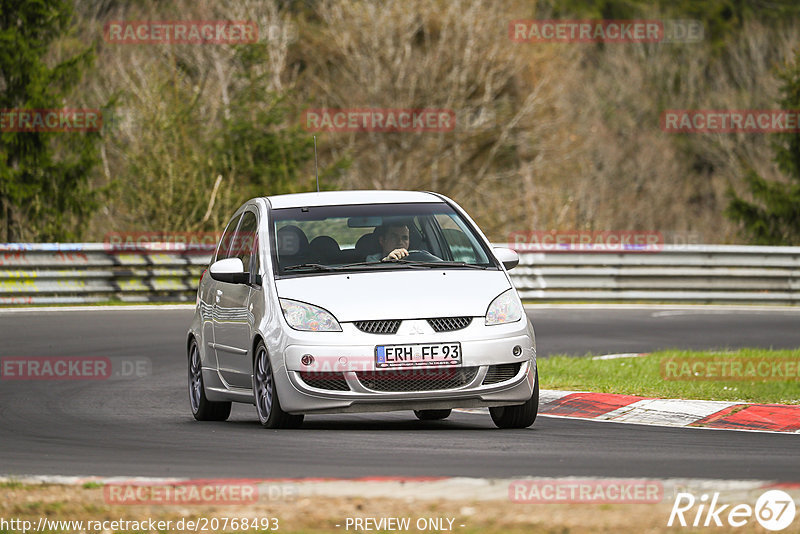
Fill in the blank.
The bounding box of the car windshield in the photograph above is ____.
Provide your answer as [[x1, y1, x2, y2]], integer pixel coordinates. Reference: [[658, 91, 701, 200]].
[[270, 202, 495, 276]]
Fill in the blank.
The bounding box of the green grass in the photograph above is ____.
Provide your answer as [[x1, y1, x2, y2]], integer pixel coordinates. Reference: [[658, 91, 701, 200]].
[[539, 348, 800, 404]]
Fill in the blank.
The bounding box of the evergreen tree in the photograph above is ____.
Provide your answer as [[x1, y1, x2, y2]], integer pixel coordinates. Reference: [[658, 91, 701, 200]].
[[223, 44, 316, 197], [726, 51, 800, 245], [217, 42, 348, 199], [0, 0, 100, 241]]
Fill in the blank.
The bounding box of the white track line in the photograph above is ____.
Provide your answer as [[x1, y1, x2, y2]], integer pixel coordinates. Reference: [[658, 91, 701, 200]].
[[591, 353, 649, 360], [524, 304, 800, 312]]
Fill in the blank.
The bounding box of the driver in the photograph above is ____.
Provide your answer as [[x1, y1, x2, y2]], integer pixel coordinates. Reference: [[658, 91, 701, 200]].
[[366, 223, 410, 262]]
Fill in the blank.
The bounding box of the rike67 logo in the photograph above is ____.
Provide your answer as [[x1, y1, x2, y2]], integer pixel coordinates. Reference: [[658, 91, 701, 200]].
[[668, 490, 796, 531]]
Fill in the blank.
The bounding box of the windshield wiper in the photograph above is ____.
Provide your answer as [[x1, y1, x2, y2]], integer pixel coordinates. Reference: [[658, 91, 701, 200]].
[[284, 260, 491, 273], [282, 263, 342, 272], [335, 261, 412, 269], [283, 262, 404, 272], [393, 260, 491, 269], [341, 259, 491, 269]]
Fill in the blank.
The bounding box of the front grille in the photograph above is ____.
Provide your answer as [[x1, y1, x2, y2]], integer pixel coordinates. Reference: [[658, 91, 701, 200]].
[[298, 372, 350, 391], [427, 316, 472, 332], [355, 367, 479, 392], [354, 319, 401, 334], [482, 362, 522, 385]]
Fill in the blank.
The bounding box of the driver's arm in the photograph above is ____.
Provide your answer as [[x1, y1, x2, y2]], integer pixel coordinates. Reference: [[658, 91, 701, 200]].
[[381, 248, 409, 261]]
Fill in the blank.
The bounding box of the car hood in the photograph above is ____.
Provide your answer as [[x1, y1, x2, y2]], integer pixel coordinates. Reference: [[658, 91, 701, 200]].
[[274, 269, 512, 322]]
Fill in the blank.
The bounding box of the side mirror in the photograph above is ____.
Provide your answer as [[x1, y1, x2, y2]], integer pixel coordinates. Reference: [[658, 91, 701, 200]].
[[493, 247, 519, 271], [209, 257, 250, 284]]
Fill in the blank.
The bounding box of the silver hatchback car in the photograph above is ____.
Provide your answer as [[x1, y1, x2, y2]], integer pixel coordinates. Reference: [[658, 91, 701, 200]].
[[187, 191, 537, 428]]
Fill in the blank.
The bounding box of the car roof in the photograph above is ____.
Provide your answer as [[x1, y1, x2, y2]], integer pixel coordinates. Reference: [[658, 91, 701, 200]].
[[265, 190, 444, 209]]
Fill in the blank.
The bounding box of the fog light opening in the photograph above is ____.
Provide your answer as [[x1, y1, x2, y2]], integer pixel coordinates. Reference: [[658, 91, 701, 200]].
[[301, 354, 314, 366], [512, 345, 523, 357]]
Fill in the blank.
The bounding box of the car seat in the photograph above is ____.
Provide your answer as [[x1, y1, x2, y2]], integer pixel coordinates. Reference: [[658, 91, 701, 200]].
[[354, 231, 380, 261], [276, 225, 310, 267], [309, 236, 342, 264]]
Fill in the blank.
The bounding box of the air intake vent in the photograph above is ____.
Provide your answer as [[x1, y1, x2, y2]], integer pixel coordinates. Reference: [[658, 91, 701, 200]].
[[427, 317, 472, 332], [356, 367, 478, 392], [354, 320, 401, 334], [298, 372, 350, 391], [482, 362, 522, 385]]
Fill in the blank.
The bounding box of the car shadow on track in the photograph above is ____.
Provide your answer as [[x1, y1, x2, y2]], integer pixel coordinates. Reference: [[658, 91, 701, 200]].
[[215, 411, 508, 431]]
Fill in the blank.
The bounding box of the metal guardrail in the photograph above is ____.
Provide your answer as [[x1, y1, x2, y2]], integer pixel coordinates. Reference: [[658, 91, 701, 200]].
[[509, 244, 800, 304], [1, 243, 799, 305], [0, 243, 208, 305]]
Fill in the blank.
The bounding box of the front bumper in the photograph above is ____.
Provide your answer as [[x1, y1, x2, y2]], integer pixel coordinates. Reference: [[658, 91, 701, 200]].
[[274, 320, 536, 414]]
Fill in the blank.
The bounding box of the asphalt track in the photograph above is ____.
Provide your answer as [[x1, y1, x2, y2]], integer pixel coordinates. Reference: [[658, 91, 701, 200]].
[[0, 306, 798, 481]]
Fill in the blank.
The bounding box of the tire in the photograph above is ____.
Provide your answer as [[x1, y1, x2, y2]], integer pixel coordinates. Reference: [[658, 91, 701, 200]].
[[414, 409, 452, 421], [489, 366, 539, 429], [253, 341, 304, 429], [188, 338, 231, 421]]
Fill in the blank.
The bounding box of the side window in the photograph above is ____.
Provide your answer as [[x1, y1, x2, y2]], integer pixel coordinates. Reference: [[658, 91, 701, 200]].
[[233, 211, 258, 274], [443, 228, 477, 262], [214, 213, 243, 263], [434, 213, 488, 264]]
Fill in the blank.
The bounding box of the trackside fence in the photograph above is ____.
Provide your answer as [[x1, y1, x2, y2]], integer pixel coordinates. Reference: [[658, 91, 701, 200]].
[[1, 243, 799, 305], [0, 243, 208, 305], [508, 244, 800, 304]]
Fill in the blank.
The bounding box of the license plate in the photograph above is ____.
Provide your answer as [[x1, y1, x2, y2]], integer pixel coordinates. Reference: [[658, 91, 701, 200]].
[[375, 343, 462, 368]]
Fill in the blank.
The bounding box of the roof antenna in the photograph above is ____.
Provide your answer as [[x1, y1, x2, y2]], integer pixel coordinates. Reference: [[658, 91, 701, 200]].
[[313, 135, 320, 193]]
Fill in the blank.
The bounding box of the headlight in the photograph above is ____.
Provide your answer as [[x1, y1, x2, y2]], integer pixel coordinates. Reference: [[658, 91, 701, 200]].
[[279, 299, 342, 332], [485, 289, 523, 326]]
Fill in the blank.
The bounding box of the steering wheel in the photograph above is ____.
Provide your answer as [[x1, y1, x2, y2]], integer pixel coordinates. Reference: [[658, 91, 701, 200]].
[[405, 249, 442, 262]]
